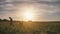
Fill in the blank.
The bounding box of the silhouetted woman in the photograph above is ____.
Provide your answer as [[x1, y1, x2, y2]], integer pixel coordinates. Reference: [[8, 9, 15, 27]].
[[9, 17, 13, 25]]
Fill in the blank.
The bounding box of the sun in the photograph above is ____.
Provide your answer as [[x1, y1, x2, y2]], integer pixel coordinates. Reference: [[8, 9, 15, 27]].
[[22, 7, 34, 21], [23, 11, 33, 21], [18, 5, 36, 21]]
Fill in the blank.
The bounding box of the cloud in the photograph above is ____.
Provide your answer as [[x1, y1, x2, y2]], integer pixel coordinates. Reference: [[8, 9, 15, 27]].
[[0, 0, 60, 21], [12, 0, 60, 2]]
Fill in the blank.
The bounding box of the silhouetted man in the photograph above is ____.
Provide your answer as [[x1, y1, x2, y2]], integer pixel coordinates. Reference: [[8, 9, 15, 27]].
[[9, 17, 13, 25]]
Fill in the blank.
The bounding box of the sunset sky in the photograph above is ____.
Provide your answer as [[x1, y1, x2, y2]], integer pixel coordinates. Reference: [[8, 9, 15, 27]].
[[0, 0, 60, 21]]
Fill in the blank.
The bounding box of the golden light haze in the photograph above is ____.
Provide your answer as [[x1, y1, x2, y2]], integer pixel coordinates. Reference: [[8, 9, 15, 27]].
[[17, 4, 37, 21]]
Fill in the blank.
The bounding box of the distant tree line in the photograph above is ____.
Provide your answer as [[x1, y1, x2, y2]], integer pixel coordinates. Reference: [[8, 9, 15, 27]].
[[0, 17, 13, 21], [0, 19, 8, 21]]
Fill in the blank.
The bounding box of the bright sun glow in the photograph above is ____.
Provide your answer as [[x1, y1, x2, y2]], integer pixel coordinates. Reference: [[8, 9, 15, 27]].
[[22, 7, 34, 21], [18, 5, 36, 21], [24, 12, 32, 21]]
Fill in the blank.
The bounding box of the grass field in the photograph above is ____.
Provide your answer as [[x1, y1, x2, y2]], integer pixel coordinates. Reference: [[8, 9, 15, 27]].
[[0, 21, 60, 34]]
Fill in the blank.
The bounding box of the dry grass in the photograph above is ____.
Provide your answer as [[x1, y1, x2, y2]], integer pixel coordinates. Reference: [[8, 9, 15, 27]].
[[0, 21, 60, 34]]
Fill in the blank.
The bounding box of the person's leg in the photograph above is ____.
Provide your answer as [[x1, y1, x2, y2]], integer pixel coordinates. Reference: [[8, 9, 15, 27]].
[[10, 21, 13, 25]]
